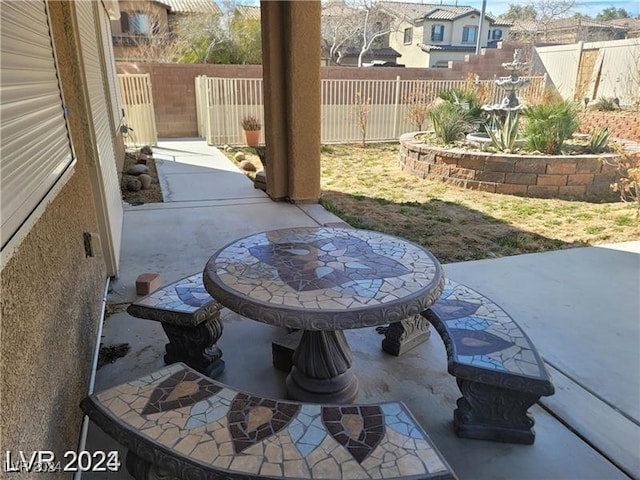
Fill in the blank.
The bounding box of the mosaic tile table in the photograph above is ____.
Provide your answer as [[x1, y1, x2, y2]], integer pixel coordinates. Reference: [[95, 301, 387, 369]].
[[203, 227, 444, 404], [81, 363, 457, 480], [423, 279, 555, 444], [127, 273, 225, 378]]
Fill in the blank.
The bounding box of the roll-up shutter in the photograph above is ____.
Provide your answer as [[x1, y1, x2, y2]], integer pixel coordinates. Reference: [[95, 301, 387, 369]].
[[76, 1, 123, 277], [99, 1, 123, 130], [0, 1, 75, 251]]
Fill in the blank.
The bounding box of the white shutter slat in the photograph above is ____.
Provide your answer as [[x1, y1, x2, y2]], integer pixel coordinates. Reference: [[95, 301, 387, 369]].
[[0, 0, 74, 249], [76, 0, 123, 276]]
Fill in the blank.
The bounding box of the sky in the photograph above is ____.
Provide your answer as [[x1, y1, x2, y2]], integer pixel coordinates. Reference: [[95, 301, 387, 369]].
[[432, 0, 640, 18], [233, 1, 640, 18]]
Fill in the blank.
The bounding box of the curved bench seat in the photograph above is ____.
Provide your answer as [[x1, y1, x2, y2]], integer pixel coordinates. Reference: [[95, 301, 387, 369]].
[[423, 279, 555, 445], [82, 363, 457, 480]]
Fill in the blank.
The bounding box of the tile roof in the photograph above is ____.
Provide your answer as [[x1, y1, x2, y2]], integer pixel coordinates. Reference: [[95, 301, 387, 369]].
[[379, 1, 507, 26], [234, 5, 261, 20], [161, 0, 220, 14]]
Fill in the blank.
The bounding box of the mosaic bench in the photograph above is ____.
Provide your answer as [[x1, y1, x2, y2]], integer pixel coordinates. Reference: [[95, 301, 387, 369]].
[[127, 273, 225, 378], [422, 279, 555, 445], [81, 363, 458, 480]]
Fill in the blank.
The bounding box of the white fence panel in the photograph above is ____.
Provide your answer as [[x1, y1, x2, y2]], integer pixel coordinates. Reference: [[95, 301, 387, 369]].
[[117, 73, 157, 146], [199, 76, 546, 145]]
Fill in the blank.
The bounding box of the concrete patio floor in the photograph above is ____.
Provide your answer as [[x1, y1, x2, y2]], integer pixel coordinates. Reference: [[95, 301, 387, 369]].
[[84, 139, 639, 480]]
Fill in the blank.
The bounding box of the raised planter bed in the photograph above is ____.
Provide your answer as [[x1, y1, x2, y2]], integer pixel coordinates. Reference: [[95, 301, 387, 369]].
[[398, 132, 635, 201]]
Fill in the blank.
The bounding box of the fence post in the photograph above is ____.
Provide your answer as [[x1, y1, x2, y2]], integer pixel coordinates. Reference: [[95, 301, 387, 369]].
[[393, 75, 400, 138]]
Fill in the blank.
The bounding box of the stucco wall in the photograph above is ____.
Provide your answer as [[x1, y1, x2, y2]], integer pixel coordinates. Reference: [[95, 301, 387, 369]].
[[0, 1, 106, 467]]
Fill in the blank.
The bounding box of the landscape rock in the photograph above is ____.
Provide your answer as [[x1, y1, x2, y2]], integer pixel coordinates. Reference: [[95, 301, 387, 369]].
[[234, 152, 246, 162], [138, 174, 152, 189], [239, 160, 256, 172], [126, 164, 149, 176], [126, 178, 141, 192]]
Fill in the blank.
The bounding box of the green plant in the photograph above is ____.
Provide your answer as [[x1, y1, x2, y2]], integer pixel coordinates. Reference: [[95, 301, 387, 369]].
[[588, 127, 612, 153], [522, 100, 580, 155], [438, 87, 484, 124], [429, 102, 471, 144], [485, 111, 520, 153], [241, 116, 261, 131], [593, 96, 619, 111]]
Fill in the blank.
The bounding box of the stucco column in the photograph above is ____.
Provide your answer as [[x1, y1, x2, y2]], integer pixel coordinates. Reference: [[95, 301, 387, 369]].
[[260, 1, 321, 203]]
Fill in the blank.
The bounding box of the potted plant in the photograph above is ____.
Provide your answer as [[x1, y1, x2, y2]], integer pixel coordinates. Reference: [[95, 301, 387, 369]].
[[241, 116, 261, 146]]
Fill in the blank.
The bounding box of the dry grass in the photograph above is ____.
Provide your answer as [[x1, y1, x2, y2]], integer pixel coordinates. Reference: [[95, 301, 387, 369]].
[[320, 143, 639, 263]]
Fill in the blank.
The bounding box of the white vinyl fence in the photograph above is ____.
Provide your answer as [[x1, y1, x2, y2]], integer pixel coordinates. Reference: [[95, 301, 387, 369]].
[[117, 73, 157, 146], [197, 75, 547, 145]]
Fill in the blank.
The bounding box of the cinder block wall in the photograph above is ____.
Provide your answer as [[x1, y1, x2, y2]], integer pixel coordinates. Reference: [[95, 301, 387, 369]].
[[578, 111, 640, 142], [117, 44, 527, 139]]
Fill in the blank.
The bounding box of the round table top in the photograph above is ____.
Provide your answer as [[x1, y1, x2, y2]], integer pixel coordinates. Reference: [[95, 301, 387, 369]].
[[203, 227, 444, 331]]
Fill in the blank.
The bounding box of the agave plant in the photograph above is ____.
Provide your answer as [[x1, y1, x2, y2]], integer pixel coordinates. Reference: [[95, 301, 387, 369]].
[[588, 127, 612, 154], [429, 102, 471, 145], [485, 111, 520, 153]]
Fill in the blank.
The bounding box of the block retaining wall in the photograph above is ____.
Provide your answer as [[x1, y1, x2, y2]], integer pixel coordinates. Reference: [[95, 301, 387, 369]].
[[398, 132, 628, 201], [578, 111, 640, 143]]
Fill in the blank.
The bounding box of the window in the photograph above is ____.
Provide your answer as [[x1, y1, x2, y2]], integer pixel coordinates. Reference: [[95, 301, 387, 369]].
[[120, 11, 150, 34], [488, 29, 503, 40], [404, 27, 412, 44], [129, 14, 150, 34], [431, 24, 444, 42], [462, 26, 477, 43]]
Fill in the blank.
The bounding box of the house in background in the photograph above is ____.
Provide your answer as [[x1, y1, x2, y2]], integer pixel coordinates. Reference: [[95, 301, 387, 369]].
[[510, 17, 628, 44], [381, 2, 511, 68], [111, 0, 220, 61], [336, 46, 402, 66], [1, 0, 125, 458]]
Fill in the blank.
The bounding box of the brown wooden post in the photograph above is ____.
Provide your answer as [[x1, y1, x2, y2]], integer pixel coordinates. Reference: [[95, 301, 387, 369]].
[[260, 1, 321, 203]]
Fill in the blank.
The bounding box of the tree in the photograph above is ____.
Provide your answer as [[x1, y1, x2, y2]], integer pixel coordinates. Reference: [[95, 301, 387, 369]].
[[502, 4, 537, 21], [354, 0, 393, 67], [171, 12, 227, 63], [596, 7, 630, 21], [119, 3, 176, 62], [532, 0, 576, 41], [321, 3, 362, 65], [171, 2, 261, 64]]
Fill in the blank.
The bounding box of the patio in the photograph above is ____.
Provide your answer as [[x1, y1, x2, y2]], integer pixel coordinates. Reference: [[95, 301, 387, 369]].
[[84, 139, 639, 479]]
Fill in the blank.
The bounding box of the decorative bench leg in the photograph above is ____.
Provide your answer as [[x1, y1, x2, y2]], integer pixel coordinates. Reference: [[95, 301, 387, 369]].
[[454, 378, 540, 444], [382, 314, 431, 356], [126, 451, 178, 480], [161, 313, 225, 378]]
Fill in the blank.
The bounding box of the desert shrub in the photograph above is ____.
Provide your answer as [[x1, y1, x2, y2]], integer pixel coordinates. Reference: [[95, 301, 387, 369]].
[[532, 87, 564, 106], [522, 100, 580, 155], [606, 145, 640, 214], [429, 102, 471, 144], [404, 84, 432, 131], [593, 96, 619, 111]]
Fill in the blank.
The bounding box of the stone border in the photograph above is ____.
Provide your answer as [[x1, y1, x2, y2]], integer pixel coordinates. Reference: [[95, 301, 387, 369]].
[[398, 132, 637, 201]]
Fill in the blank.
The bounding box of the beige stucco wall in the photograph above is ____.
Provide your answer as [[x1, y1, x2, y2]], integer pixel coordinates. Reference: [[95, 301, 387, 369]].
[[0, 1, 107, 465], [389, 20, 428, 68], [450, 14, 492, 47], [429, 50, 470, 68]]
